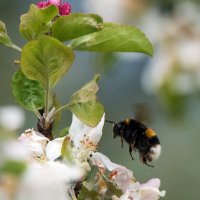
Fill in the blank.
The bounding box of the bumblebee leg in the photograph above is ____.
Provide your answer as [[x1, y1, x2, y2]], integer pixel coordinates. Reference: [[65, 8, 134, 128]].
[[129, 145, 134, 160], [145, 162, 154, 167], [120, 135, 124, 148], [132, 140, 137, 152], [140, 155, 154, 167]]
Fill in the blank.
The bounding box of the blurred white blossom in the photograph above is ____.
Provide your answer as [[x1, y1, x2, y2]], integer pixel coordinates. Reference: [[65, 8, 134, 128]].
[[142, 2, 200, 96], [0, 105, 25, 131], [0, 141, 29, 163], [16, 162, 82, 200], [0, 189, 9, 200], [82, 0, 125, 23]]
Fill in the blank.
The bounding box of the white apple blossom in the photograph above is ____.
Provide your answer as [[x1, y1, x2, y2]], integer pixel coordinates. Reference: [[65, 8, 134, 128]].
[[69, 113, 105, 149], [119, 179, 166, 200], [18, 129, 66, 162], [91, 152, 133, 192], [68, 113, 105, 171], [90, 152, 165, 200], [17, 128, 84, 200]]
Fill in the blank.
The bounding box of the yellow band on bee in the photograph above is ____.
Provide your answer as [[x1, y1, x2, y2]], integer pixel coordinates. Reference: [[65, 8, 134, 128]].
[[145, 128, 156, 138], [125, 118, 131, 125]]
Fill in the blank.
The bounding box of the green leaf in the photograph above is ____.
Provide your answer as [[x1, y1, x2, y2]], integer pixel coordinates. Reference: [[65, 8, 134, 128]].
[[70, 22, 153, 56], [58, 127, 69, 137], [61, 136, 72, 161], [0, 160, 26, 176], [70, 74, 100, 103], [21, 35, 74, 89], [0, 21, 21, 51], [104, 181, 123, 198], [12, 69, 45, 111], [51, 13, 103, 41], [69, 75, 104, 127], [20, 4, 58, 40], [51, 95, 62, 136], [78, 185, 100, 200], [70, 101, 104, 127], [0, 21, 13, 46]]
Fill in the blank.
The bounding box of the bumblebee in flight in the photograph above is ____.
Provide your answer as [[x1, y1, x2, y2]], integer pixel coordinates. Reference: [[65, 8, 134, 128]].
[[106, 118, 161, 167]]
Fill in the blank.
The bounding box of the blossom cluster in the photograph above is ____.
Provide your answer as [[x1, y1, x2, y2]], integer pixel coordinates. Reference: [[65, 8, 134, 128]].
[[2, 113, 165, 200], [37, 0, 71, 15]]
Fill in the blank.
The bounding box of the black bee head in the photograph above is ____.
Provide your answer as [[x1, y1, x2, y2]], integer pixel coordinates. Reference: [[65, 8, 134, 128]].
[[113, 123, 124, 138]]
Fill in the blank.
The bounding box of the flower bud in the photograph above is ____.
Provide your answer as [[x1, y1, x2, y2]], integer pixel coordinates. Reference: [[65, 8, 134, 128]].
[[59, 2, 71, 15]]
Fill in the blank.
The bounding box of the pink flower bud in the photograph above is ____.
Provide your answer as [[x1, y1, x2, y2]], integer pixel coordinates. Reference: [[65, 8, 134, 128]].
[[37, 1, 51, 8], [59, 2, 71, 15]]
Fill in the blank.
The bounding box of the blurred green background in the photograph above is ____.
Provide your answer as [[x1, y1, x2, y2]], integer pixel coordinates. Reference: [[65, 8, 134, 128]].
[[1, 0, 200, 199]]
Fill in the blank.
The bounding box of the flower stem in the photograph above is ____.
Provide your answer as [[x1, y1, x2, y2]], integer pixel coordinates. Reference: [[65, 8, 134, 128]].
[[69, 188, 77, 200], [45, 81, 50, 122], [34, 110, 42, 119], [11, 44, 22, 52], [49, 102, 72, 122]]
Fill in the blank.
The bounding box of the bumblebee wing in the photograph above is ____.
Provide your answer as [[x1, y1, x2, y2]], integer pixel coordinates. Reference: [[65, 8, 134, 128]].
[[133, 103, 153, 125]]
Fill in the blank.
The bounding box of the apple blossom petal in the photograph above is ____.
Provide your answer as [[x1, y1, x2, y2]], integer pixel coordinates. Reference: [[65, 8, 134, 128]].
[[140, 186, 166, 200], [141, 178, 161, 189], [46, 137, 65, 161], [118, 193, 130, 200], [91, 152, 134, 192], [91, 152, 120, 171], [139, 179, 166, 200], [112, 167, 134, 192], [18, 129, 49, 156], [69, 113, 105, 148], [120, 179, 165, 200], [119, 190, 141, 200]]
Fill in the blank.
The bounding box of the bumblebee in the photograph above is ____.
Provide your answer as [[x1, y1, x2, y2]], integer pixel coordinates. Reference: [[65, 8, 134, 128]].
[[106, 118, 161, 167]]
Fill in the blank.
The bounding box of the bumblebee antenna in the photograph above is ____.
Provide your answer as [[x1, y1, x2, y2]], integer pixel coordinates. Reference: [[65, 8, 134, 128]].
[[105, 119, 115, 126]]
